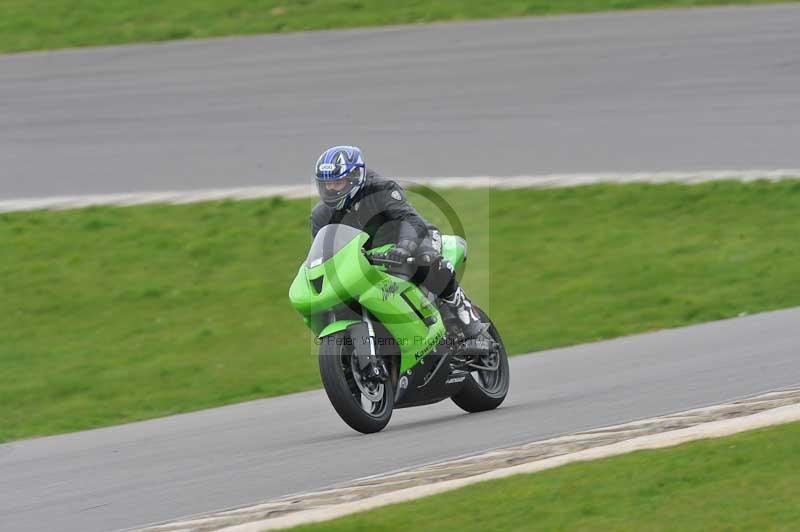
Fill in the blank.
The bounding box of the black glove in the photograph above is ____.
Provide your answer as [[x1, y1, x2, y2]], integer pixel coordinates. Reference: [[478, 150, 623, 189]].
[[387, 240, 417, 264]]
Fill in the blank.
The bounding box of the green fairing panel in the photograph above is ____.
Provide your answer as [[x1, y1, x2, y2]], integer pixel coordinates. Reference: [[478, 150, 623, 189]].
[[288, 230, 373, 323], [442, 234, 467, 268], [318, 320, 362, 338], [289, 225, 447, 374], [358, 276, 445, 374]]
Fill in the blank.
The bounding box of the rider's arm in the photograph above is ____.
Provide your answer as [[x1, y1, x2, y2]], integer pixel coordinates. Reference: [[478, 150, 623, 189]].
[[310, 202, 330, 238], [310, 215, 321, 238], [379, 181, 428, 249]]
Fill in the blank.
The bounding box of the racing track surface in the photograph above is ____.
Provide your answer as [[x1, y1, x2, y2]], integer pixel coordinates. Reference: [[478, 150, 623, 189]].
[[2, 308, 799, 532], [2, 4, 800, 199]]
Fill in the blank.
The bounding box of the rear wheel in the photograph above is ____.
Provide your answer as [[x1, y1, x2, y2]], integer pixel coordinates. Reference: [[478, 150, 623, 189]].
[[451, 307, 510, 413], [319, 331, 394, 433]]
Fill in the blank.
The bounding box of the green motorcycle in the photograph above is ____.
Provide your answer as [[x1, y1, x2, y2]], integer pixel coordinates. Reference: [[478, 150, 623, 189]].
[[289, 224, 509, 433]]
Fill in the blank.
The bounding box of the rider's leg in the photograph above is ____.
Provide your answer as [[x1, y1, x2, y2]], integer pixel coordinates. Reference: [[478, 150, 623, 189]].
[[434, 269, 484, 339], [412, 234, 484, 339]]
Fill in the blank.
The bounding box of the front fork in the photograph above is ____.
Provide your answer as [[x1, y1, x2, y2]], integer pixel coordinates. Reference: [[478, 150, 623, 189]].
[[352, 309, 388, 381]]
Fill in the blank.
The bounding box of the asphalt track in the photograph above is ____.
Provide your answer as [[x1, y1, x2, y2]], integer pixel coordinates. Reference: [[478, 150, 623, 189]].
[[1, 308, 799, 532], [2, 4, 800, 200]]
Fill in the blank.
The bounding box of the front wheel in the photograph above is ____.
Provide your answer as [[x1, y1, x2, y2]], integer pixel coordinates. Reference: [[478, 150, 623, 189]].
[[319, 331, 394, 434], [451, 307, 510, 413]]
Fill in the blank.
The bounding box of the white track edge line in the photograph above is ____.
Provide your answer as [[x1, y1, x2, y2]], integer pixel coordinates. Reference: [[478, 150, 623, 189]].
[[3, 169, 800, 213], [216, 403, 800, 531]]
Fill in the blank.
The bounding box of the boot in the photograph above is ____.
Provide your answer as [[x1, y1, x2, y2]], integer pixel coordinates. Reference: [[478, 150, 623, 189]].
[[441, 286, 485, 339]]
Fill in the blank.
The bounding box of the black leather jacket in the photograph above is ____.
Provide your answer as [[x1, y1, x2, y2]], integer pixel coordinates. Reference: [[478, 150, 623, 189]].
[[310, 170, 435, 249]]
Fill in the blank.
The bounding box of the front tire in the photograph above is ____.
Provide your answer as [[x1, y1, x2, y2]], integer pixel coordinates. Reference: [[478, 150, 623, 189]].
[[319, 331, 394, 434], [451, 307, 510, 413]]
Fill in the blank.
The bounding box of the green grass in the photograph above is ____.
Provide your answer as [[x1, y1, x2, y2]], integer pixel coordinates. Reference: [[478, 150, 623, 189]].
[[3, 181, 800, 442], [1, 0, 797, 53], [293, 421, 800, 531]]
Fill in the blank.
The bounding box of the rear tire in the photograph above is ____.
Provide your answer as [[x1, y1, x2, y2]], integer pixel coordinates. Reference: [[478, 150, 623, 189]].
[[319, 331, 394, 434], [451, 307, 510, 413]]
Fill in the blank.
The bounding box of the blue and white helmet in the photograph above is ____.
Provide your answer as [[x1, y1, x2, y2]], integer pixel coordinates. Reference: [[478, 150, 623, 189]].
[[314, 146, 366, 210]]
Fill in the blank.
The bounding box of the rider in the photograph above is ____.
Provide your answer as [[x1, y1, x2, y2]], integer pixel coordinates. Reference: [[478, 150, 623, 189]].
[[311, 145, 485, 339]]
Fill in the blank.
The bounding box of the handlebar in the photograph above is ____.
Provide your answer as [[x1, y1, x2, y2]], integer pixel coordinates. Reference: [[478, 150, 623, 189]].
[[367, 252, 416, 268]]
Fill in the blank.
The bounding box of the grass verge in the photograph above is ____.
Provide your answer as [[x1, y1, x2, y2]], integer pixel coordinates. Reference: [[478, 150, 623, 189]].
[[2, 181, 800, 442], [292, 421, 800, 531], [1, 0, 797, 54]]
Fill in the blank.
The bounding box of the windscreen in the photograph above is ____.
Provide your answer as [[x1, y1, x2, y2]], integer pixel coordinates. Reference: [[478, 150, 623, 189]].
[[305, 224, 364, 268]]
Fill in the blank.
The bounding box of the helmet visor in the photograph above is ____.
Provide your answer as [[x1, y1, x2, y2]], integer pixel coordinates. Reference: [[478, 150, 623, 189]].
[[316, 166, 364, 207]]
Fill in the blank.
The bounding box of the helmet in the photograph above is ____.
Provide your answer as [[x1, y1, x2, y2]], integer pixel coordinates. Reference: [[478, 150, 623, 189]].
[[315, 146, 366, 210]]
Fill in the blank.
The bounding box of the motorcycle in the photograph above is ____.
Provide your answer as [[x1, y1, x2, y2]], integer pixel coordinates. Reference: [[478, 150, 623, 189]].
[[289, 224, 509, 433]]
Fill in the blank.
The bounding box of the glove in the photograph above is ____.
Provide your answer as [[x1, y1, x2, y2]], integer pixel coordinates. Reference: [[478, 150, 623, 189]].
[[387, 246, 412, 264], [387, 240, 417, 264]]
